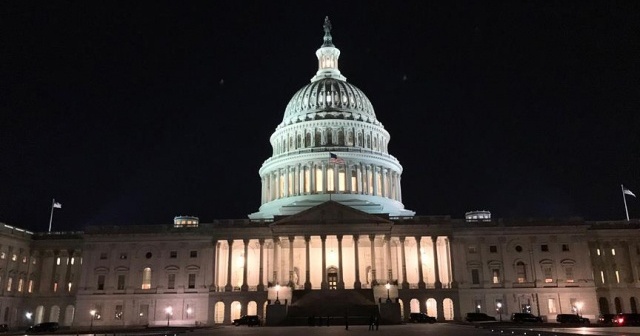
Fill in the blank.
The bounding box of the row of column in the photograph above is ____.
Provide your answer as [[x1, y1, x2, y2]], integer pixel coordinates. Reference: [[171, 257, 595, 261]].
[[261, 162, 402, 203], [213, 235, 454, 291]]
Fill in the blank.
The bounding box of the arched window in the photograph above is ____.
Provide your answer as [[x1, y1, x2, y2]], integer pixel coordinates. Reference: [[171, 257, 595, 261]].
[[49, 305, 60, 322], [315, 130, 322, 147], [141, 268, 151, 289], [64, 305, 75, 326], [35, 306, 44, 324], [631, 297, 638, 313], [599, 297, 610, 315], [426, 298, 437, 317], [615, 297, 623, 314], [305, 132, 311, 147], [443, 298, 454, 320], [214, 302, 225, 324], [231, 301, 242, 321], [247, 301, 257, 315], [409, 298, 420, 313], [516, 261, 527, 283], [338, 129, 345, 146]]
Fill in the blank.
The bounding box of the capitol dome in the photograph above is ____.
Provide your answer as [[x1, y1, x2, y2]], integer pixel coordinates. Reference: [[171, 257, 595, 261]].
[[279, 78, 380, 129], [249, 17, 415, 220]]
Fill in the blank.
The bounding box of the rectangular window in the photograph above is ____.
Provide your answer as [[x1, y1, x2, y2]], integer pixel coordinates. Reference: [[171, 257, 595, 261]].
[[190, 251, 198, 258], [97, 275, 105, 290], [53, 281, 58, 292], [492, 269, 501, 284], [6, 277, 12, 291], [338, 169, 346, 192], [327, 167, 334, 192], [489, 245, 497, 253], [544, 267, 553, 283], [600, 271, 605, 284], [119, 253, 127, 259], [471, 269, 480, 285], [99, 252, 108, 260], [548, 298, 557, 314], [56, 257, 61, 265], [468, 246, 477, 254], [28, 280, 33, 293], [351, 170, 357, 193], [611, 248, 616, 256], [115, 305, 123, 320], [565, 267, 574, 283], [188, 274, 196, 289], [315, 168, 323, 192], [562, 244, 570, 252], [117, 275, 125, 290], [18, 278, 24, 292], [186, 304, 193, 319], [597, 248, 601, 256], [12, 254, 17, 261], [168, 274, 176, 289], [170, 251, 177, 258], [541, 244, 549, 252], [616, 270, 620, 283], [70, 257, 75, 265]]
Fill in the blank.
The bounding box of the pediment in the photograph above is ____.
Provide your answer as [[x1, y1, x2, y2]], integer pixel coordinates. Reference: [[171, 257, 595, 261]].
[[270, 201, 392, 227]]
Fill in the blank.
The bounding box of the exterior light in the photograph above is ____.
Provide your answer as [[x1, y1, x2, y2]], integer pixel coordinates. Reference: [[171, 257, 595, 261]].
[[385, 283, 391, 303], [274, 284, 281, 304], [165, 306, 173, 326]]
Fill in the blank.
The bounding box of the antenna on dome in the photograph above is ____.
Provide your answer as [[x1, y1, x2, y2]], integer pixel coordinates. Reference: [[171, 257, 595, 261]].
[[322, 16, 334, 47]]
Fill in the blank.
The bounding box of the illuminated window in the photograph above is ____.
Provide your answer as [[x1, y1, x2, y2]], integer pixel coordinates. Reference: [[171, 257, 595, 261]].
[[18, 278, 24, 292], [0, 252, 5, 259], [6, 277, 12, 291], [141, 268, 151, 289], [612, 248, 616, 256], [600, 271, 605, 284], [53, 282, 58, 292], [548, 299, 557, 314], [28, 280, 33, 293], [22, 256, 27, 263], [516, 262, 527, 283], [565, 267, 574, 283], [70, 257, 74, 265], [327, 167, 334, 192], [492, 269, 501, 284], [315, 168, 323, 192], [56, 257, 61, 265], [338, 168, 346, 192], [67, 282, 72, 291], [12, 254, 17, 261], [351, 170, 357, 193], [596, 248, 601, 256], [616, 270, 620, 283]]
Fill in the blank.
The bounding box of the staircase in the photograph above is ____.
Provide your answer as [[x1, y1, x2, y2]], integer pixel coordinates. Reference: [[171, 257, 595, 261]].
[[283, 289, 378, 325]]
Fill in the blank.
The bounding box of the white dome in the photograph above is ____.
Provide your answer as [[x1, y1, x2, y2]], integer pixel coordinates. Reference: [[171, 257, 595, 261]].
[[279, 78, 380, 129]]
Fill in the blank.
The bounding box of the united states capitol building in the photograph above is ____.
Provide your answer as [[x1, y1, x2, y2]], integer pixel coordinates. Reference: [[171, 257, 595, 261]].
[[2, 18, 640, 328]]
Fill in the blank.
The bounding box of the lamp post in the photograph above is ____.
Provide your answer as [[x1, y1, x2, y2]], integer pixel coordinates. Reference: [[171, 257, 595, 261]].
[[275, 284, 281, 304], [25, 312, 32, 325], [385, 283, 392, 303], [496, 302, 503, 322], [90, 309, 96, 330], [165, 306, 172, 326]]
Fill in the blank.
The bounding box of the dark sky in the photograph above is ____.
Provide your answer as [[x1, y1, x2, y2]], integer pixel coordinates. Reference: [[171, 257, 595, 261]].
[[2, 2, 640, 232]]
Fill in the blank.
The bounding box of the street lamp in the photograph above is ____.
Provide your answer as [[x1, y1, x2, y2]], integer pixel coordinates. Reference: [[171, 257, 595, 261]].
[[496, 302, 503, 322], [274, 284, 281, 304], [90, 309, 96, 330], [165, 306, 172, 326], [385, 283, 392, 303]]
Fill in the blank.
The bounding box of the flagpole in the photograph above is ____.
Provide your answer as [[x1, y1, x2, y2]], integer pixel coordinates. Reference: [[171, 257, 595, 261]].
[[48, 198, 55, 232], [622, 184, 630, 221]]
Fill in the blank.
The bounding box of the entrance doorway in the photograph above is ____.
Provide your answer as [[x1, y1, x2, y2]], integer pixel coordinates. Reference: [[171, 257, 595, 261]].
[[327, 267, 338, 289]]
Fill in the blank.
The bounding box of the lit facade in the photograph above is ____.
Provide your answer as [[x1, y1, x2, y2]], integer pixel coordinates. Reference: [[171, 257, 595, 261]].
[[2, 18, 640, 328]]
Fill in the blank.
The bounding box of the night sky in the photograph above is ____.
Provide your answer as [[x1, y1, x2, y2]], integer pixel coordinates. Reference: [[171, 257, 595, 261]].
[[2, 2, 640, 232]]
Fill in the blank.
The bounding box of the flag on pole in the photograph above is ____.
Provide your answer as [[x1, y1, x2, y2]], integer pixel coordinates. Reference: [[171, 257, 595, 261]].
[[53, 202, 62, 208], [329, 152, 345, 164], [623, 188, 636, 198]]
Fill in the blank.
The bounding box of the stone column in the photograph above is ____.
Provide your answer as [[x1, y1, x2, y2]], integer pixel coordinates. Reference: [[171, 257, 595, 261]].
[[210, 240, 217, 290], [432, 236, 442, 289], [51, 250, 59, 292], [295, 164, 300, 195], [64, 249, 73, 292], [446, 236, 457, 288], [416, 237, 425, 289], [385, 235, 393, 282], [241, 239, 249, 291], [258, 239, 265, 291], [338, 235, 345, 289], [284, 166, 290, 197], [398, 175, 403, 202], [372, 166, 378, 196], [380, 168, 387, 198], [214, 241, 221, 291], [334, 163, 339, 192], [225, 240, 234, 291], [288, 236, 295, 287], [369, 235, 377, 285], [321, 235, 328, 289], [346, 164, 352, 193], [356, 165, 363, 194], [310, 162, 316, 193], [400, 237, 409, 289], [322, 162, 327, 192], [304, 236, 311, 290], [354, 235, 361, 289], [273, 237, 280, 284]]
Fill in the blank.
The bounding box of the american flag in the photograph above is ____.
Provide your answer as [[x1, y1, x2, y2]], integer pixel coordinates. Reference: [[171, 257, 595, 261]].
[[329, 153, 345, 164]]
